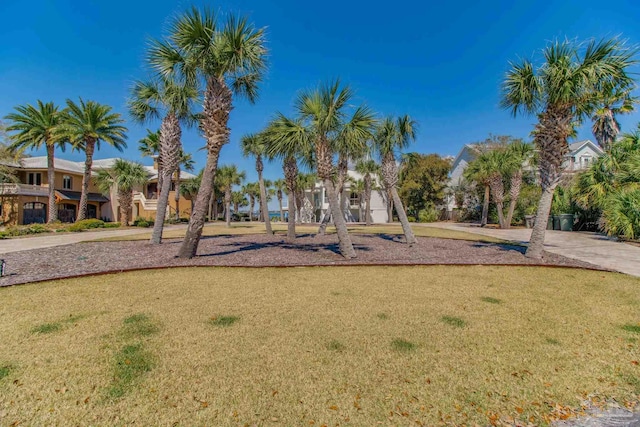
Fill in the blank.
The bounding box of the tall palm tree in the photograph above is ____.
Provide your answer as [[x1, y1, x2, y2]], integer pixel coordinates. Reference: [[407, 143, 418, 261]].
[[355, 158, 379, 225], [138, 129, 163, 192], [501, 37, 636, 258], [374, 115, 418, 245], [216, 165, 246, 227], [264, 114, 309, 241], [272, 178, 287, 222], [94, 159, 148, 226], [5, 101, 65, 223], [129, 76, 198, 244], [591, 83, 636, 151], [174, 150, 195, 221], [231, 190, 248, 217], [58, 98, 127, 221], [150, 8, 267, 258], [241, 133, 273, 234]]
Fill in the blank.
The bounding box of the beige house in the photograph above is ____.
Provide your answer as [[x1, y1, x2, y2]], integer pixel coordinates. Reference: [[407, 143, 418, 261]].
[[0, 157, 196, 225]]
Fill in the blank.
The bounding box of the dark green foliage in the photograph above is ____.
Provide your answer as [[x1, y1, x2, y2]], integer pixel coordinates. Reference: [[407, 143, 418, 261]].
[[391, 338, 416, 352], [209, 316, 240, 327], [622, 324, 640, 334], [31, 322, 62, 334], [398, 153, 451, 221], [441, 316, 467, 328], [0, 364, 13, 379]]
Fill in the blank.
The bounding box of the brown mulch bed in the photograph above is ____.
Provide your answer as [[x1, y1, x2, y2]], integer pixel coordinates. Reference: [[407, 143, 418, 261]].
[[0, 233, 602, 287]]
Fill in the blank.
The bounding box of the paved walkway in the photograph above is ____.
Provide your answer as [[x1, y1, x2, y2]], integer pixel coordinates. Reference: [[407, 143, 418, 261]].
[[420, 222, 640, 277], [0, 224, 188, 254]]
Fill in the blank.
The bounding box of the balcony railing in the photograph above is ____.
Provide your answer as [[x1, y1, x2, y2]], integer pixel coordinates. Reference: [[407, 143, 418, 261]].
[[0, 183, 49, 196]]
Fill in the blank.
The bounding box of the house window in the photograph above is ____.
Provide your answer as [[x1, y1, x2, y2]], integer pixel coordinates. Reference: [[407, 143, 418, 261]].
[[582, 157, 591, 168], [24, 202, 46, 210], [63, 175, 72, 189], [350, 193, 359, 206], [28, 173, 42, 186]]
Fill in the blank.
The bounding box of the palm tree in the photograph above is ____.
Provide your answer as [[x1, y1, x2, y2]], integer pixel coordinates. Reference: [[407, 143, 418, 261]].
[[58, 98, 127, 221], [242, 182, 260, 221], [350, 178, 365, 222], [591, 83, 636, 151], [5, 101, 65, 223], [180, 171, 201, 214], [355, 159, 379, 225], [273, 178, 286, 222], [501, 38, 636, 258], [374, 115, 418, 245], [138, 129, 163, 192], [94, 159, 148, 226], [267, 81, 375, 257], [241, 133, 273, 234], [129, 76, 198, 244], [150, 8, 267, 258], [463, 155, 492, 227], [216, 165, 246, 227], [174, 150, 195, 221], [231, 190, 248, 217], [295, 172, 317, 223], [263, 114, 308, 241], [504, 141, 534, 228]]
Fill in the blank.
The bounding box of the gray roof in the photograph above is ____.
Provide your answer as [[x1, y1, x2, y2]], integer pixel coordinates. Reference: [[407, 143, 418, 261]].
[[15, 156, 197, 180]]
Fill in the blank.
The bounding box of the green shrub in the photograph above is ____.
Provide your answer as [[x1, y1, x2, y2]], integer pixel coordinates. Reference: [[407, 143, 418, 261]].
[[67, 219, 105, 232], [27, 224, 49, 234], [133, 217, 153, 227], [103, 222, 121, 228], [0, 231, 9, 239], [418, 206, 439, 223]]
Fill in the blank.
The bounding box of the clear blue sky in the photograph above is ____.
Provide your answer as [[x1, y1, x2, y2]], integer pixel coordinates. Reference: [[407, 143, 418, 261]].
[[1, 0, 640, 186]]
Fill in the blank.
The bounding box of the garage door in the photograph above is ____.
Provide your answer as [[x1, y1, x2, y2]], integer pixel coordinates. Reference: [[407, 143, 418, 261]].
[[23, 202, 47, 224]]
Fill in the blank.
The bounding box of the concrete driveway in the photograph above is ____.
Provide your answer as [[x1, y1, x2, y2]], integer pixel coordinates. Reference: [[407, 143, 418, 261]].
[[420, 222, 640, 277], [0, 224, 188, 255]]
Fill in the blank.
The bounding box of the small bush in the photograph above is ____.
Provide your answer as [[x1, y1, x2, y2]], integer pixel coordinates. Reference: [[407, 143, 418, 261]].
[[27, 224, 49, 234], [0, 231, 9, 239], [133, 217, 153, 227], [418, 206, 439, 223], [68, 219, 105, 232], [103, 222, 121, 228]]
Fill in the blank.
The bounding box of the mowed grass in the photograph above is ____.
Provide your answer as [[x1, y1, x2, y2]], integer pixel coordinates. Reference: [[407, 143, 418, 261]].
[[93, 222, 508, 244], [0, 266, 638, 426]]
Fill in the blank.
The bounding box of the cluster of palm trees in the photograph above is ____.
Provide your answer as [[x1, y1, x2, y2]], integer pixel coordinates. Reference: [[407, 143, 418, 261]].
[[463, 137, 534, 229], [5, 100, 127, 224]]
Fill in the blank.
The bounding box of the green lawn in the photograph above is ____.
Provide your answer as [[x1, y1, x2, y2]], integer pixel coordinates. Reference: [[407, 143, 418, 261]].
[[1, 266, 638, 426], [92, 222, 509, 244]]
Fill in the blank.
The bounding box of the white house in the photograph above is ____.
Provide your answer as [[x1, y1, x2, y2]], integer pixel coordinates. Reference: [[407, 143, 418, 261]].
[[284, 169, 389, 223], [446, 139, 604, 211]]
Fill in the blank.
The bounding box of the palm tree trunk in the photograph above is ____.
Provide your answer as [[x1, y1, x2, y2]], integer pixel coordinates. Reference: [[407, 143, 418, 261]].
[[526, 185, 556, 259], [283, 156, 298, 241], [190, 199, 195, 213], [77, 139, 95, 222], [481, 185, 490, 226], [258, 168, 273, 235], [286, 191, 295, 241], [174, 168, 181, 221], [178, 150, 220, 258], [278, 192, 284, 222], [45, 143, 57, 223], [225, 189, 232, 227], [178, 76, 231, 258], [324, 178, 356, 258], [150, 171, 172, 243], [391, 187, 417, 245], [505, 171, 522, 229], [249, 197, 254, 222], [318, 210, 331, 235], [118, 189, 132, 226], [157, 161, 163, 199], [387, 188, 394, 223], [364, 174, 372, 226]]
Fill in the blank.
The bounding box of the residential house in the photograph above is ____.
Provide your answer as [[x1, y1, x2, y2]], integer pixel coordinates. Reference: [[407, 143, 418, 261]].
[[286, 169, 389, 223], [446, 139, 604, 211], [0, 156, 196, 225]]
